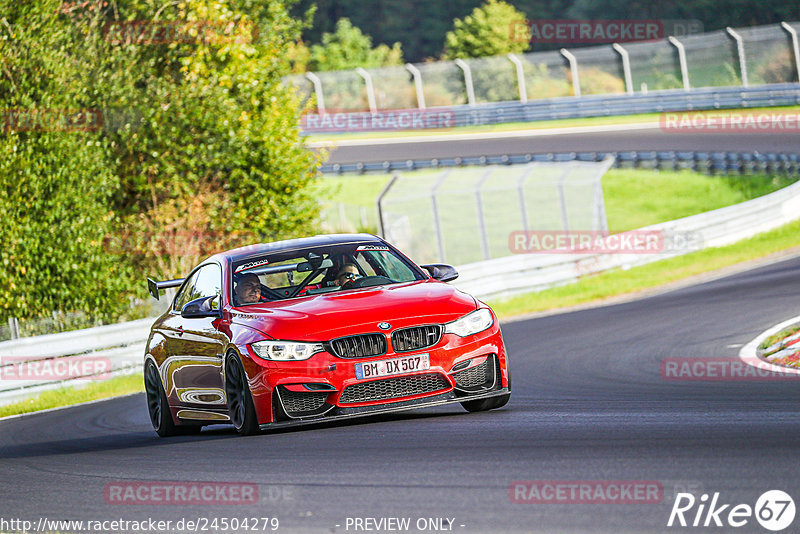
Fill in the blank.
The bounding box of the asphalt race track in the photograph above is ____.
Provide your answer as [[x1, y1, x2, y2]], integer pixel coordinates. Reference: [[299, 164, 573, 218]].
[[2, 255, 799, 533], [322, 127, 800, 165]]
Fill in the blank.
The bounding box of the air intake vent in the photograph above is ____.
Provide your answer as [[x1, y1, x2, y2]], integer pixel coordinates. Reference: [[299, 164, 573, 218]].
[[339, 373, 450, 404], [329, 334, 387, 359], [452, 356, 496, 392], [277, 387, 331, 418], [392, 325, 442, 352]]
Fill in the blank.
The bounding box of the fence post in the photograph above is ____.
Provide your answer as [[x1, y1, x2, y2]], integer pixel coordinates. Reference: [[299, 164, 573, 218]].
[[305, 72, 326, 114], [475, 169, 494, 260], [557, 164, 573, 231], [8, 317, 20, 340], [781, 22, 800, 83], [593, 156, 615, 233], [356, 67, 377, 114], [507, 53, 528, 103], [560, 49, 581, 97], [668, 36, 691, 90], [454, 59, 477, 106], [612, 43, 634, 96], [726, 27, 749, 87], [376, 174, 399, 238], [430, 171, 451, 262], [517, 166, 536, 234], [405, 63, 426, 109]]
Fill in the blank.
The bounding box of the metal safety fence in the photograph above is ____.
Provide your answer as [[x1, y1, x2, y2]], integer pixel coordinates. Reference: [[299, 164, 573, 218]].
[[375, 158, 614, 266], [287, 22, 800, 121]]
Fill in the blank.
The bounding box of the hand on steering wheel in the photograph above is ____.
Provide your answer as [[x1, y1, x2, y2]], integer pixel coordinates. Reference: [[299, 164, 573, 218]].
[[340, 272, 362, 289]]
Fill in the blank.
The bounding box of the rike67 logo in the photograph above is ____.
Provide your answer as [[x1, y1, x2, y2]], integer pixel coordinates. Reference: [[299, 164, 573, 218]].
[[668, 490, 795, 531]]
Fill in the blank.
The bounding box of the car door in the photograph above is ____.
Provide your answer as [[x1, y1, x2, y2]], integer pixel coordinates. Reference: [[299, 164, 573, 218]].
[[169, 263, 227, 413]]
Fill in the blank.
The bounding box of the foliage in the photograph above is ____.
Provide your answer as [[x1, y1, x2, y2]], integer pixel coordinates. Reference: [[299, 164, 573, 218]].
[[287, 39, 311, 73], [443, 0, 530, 59], [755, 47, 797, 85], [308, 18, 403, 71], [524, 63, 572, 99], [0, 0, 129, 321], [573, 67, 626, 95], [291, 0, 800, 63], [0, 0, 322, 323]]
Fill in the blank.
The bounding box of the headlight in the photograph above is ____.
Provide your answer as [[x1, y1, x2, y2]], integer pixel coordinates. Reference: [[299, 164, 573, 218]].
[[444, 309, 494, 337], [251, 340, 325, 361]]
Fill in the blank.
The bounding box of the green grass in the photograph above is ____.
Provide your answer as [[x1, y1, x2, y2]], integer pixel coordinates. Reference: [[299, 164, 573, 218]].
[[603, 170, 796, 232], [759, 324, 800, 353], [315, 169, 797, 234], [0, 373, 144, 419], [312, 173, 392, 211], [305, 105, 800, 142], [488, 217, 800, 319]]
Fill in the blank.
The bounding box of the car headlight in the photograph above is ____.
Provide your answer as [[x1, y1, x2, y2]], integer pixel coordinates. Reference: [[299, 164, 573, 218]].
[[251, 340, 325, 361], [444, 309, 494, 337]]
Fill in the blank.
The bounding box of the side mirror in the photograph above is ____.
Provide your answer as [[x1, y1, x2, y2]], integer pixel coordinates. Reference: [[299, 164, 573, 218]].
[[181, 296, 221, 319], [420, 263, 459, 283]]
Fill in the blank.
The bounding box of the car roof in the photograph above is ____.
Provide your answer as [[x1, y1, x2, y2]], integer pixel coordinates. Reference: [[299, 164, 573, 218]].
[[208, 233, 384, 264]]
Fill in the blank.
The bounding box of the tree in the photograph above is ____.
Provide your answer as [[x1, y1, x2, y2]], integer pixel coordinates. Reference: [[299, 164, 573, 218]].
[[443, 0, 530, 59], [0, 0, 323, 324], [308, 18, 403, 71], [0, 0, 131, 322]]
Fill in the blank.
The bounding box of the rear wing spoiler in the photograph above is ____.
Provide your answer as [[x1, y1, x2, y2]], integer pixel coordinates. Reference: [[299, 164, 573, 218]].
[[147, 277, 185, 300]]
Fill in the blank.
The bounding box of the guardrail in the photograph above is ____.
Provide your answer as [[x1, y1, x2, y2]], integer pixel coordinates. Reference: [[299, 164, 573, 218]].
[[305, 83, 800, 137], [0, 319, 151, 405], [321, 150, 800, 175]]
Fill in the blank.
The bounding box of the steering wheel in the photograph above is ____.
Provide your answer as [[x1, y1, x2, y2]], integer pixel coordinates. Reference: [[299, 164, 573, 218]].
[[344, 275, 393, 289], [340, 274, 363, 289]]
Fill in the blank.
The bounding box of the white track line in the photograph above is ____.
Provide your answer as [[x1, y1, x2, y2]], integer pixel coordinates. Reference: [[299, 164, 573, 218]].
[[306, 122, 662, 148], [739, 314, 800, 375]]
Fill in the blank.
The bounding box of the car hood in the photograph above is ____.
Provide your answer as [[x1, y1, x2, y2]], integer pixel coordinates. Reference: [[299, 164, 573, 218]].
[[229, 280, 478, 341]]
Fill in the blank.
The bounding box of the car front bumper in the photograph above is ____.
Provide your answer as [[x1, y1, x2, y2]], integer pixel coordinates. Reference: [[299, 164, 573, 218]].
[[243, 323, 510, 425], [258, 387, 511, 431]]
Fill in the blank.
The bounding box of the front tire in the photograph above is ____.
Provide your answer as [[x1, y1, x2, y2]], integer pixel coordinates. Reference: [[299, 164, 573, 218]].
[[225, 355, 260, 436], [460, 393, 510, 413]]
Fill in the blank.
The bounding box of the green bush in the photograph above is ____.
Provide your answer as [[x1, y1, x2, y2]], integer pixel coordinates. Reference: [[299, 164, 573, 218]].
[[0, 0, 322, 324], [443, 0, 530, 60]]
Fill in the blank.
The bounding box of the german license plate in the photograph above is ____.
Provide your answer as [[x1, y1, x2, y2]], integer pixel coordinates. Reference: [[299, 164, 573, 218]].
[[354, 354, 430, 380]]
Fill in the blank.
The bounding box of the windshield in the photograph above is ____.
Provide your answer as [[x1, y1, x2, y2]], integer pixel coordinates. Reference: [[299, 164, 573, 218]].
[[230, 242, 425, 305]]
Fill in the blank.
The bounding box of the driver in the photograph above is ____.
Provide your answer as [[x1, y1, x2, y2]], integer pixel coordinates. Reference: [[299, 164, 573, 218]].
[[234, 273, 265, 304], [335, 263, 360, 287]]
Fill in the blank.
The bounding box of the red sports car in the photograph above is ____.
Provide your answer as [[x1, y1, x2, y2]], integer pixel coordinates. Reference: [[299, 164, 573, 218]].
[[144, 234, 510, 436]]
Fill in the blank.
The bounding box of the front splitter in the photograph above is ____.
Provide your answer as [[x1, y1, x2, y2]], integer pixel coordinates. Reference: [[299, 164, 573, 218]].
[[259, 387, 510, 431]]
